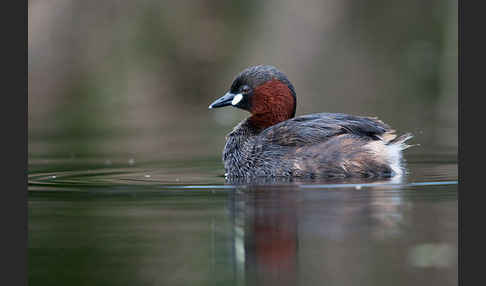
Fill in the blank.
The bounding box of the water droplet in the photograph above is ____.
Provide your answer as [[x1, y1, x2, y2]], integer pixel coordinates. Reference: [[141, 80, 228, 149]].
[[128, 158, 135, 165], [144, 174, 151, 178]]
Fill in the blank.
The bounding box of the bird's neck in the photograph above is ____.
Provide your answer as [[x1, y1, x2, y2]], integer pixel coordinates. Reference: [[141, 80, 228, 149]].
[[248, 79, 296, 130], [248, 113, 290, 131]]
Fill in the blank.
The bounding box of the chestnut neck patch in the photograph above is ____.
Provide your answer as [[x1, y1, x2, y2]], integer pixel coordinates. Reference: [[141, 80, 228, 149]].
[[248, 79, 296, 131]]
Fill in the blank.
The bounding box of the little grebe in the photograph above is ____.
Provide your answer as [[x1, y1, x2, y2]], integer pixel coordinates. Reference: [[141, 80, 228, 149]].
[[209, 65, 412, 178]]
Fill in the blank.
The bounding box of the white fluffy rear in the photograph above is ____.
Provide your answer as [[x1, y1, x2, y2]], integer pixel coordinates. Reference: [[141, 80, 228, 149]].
[[366, 133, 414, 176]]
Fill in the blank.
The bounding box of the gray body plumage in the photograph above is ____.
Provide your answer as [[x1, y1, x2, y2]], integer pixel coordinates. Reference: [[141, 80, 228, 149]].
[[223, 113, 412, 179]]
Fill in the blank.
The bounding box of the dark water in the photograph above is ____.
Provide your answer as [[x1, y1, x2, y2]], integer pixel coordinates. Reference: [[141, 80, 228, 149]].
[[28, 146, 457, 286]]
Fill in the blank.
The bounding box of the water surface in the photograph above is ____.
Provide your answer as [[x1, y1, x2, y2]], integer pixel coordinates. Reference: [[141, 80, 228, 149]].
[[28, 147, 457, 286]]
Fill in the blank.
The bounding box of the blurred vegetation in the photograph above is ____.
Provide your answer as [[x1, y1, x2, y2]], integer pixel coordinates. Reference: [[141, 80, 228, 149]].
[[28, 0, 457, 160]]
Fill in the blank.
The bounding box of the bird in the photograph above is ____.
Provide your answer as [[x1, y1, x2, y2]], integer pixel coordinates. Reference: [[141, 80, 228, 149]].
[[209, 65, 413, 179]]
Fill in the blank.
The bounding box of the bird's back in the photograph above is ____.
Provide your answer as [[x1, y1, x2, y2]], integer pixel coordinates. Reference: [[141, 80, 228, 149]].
[[223, 113, 412, 178]]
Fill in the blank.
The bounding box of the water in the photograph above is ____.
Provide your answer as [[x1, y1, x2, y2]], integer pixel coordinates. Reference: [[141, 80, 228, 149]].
[[28, 146, 457, 286]]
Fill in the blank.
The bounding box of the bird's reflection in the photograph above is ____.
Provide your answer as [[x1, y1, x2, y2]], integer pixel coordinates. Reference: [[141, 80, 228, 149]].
[[226, 175, 406, 286], [229, 185, 299, 286]]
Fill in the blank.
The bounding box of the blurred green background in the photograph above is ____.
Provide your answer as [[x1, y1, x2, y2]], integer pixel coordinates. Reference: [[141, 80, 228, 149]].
[[28, 0, 457, 162]]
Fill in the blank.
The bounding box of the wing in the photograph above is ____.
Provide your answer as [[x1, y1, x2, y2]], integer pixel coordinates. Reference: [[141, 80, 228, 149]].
[[257, 113, 395, 147]]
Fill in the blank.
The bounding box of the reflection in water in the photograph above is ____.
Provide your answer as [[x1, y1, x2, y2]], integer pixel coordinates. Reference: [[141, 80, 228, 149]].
[[369, 190, 404, 240], [28, 173, 457, 286], [229, 186, 299, 286], [27, 151, 457, 286], [226, 180, 456, 286]]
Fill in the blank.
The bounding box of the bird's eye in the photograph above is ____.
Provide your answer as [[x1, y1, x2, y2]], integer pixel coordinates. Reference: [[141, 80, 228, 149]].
[[241, 86, 251, 94]]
